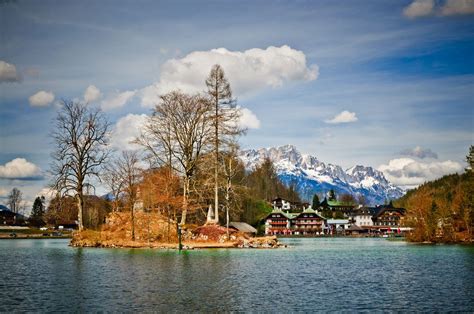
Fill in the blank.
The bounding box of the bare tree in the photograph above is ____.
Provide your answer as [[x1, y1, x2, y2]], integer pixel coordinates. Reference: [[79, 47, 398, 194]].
[[138, 91, 213, 225], [7, 187, 22, 213], [205, 64, 243, 224], [110, 151, 142, 240], [103, 163, 124, 212], [221, 142, 245, 238], [50, 100, 110, 231]]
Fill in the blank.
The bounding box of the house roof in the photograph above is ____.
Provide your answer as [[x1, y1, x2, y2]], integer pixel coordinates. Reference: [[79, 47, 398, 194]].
[[372, 204, 406, 218], [294, 208, 325, 220], [229, 222, 257, 233], [264, 209, 297, 220]]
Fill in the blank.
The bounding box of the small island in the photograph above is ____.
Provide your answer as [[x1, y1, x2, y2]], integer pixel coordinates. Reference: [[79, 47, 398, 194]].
[[70, 211, 283, 249]]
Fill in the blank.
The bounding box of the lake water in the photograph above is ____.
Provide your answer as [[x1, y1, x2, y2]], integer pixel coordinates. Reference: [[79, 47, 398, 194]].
[[1, 238, 473, 312]]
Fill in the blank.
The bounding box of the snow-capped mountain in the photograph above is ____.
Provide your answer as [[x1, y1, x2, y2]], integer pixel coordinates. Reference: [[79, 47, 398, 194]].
[[239, 145, 404, 205]]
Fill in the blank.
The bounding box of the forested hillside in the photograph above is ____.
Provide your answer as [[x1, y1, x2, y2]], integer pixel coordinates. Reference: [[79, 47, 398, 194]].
[[395, 170, 473, 243]]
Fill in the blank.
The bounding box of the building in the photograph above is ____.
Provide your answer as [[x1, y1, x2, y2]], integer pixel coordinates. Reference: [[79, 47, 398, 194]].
[[264, 210, 295, 235], [326, 219, 350, 235], [319, 198, 355, 216], [349, 207, 376, 227], [372, 203, 406, 230], [229, 222, 257, 235], [271, 197, 310, 212], [0, 205, 27, 226], [292, 208, 325, 235], [264, 207, 325, 236]]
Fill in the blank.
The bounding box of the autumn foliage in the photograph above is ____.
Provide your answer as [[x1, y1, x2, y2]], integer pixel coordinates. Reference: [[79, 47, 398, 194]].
[[395, 172, 474, 243]]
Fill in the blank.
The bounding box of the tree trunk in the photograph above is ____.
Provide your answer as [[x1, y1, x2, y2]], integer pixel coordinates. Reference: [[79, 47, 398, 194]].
[[214, 93, 219, 224], [226, 194, 230, 239], [181, 177, 189, 225], [131, 201, 135, 241], [77, 192, 84, 231]]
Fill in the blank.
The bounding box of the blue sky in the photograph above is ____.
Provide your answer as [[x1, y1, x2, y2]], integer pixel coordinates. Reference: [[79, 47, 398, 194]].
[[0, 0, 473, 205]]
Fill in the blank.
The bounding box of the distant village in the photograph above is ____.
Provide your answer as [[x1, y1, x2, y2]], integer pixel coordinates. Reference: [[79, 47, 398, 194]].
[[265, 196, 409, 236]]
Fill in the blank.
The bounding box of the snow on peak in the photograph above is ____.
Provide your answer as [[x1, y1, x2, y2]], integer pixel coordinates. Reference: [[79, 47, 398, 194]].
[[238, 145, 405, 205]]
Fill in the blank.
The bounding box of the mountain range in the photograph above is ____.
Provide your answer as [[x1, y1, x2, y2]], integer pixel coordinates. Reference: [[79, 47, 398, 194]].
[[238, 145, 404, 205]]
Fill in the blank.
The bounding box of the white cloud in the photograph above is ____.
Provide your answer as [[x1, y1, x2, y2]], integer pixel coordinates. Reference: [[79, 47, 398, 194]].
[[0, 60, 20, 83], [325, 110, 358, 124], [83, 84, 102, 103], [403, 0, 434, 18], [238, 107, 261, 129], [101, 90, 136, 111], [441, 0, 474, 15], [399, 146, 438, 159], [0, 188, 8, 197], [28, 90, 55, 107], [110, 113, 147, 150], [140, 45, 318, 107], [378, 157, 463, 188], [0, 158, 43, 180]]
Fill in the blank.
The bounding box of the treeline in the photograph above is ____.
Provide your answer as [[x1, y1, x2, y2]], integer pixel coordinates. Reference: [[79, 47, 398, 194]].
[[41, 155, 296, 230], [395, 147, 474, 242], [43, 64, 298, 237]]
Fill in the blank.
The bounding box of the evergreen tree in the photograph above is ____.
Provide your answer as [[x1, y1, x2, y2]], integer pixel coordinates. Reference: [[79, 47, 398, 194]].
[[312, 194, 320, 209], [30, 196, 46, 227], [467, 145, 474, 172], [328, 189, 336, 201]]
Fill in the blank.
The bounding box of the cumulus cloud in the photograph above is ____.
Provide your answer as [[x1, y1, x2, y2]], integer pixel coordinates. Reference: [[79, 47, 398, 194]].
[[238, 107, 261, 129], [101, 90, 136, 111], [140, 45, 318, 107], [110, 113, 147, 150], [441, 0, 474, 15], [403, 0, 474, 17], [0, 187, 8, 197], [28, 90, 55, 107], [325, 110, 358, 124], [378, 157, 462, 188], [399, 146, 438, 159], [0, 158, 43, 180], [84, 85, 102, 103], [0, 60, 20, 83], [403, 0, 434, 18]]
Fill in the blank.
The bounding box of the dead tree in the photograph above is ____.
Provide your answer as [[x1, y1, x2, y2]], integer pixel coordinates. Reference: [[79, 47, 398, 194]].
[[205, 64, 245, 224], [50, 100, 110, 231], [7, 188, 23, 214]]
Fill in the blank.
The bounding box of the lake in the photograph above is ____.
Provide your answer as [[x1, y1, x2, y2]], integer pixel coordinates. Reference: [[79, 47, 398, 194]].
[[1, 238, 473, 312]]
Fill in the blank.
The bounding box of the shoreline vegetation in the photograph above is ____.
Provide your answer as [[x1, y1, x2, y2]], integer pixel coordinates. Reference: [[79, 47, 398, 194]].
[[69, 211, 284, 250], [395, 170, 473, 244]]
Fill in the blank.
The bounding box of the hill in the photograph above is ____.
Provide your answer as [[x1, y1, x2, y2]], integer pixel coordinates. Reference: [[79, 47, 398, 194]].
[[395, 172, 473, 243]]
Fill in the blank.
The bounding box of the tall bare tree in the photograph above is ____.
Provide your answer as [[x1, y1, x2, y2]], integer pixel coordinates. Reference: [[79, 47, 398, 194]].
[[205, 64, 243, 223], [7, 187, 22, 214], [138, 91, 213, 225], [222, 143, 246, 238], [50, 100, 110, 231]]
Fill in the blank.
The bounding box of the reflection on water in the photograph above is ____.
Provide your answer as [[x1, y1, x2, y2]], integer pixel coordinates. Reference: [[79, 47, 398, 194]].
[[0, 238, 473, 312]]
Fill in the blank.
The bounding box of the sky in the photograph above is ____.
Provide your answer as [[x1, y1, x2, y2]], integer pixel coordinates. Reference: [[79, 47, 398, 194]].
[[0, 0, 473, 208]]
